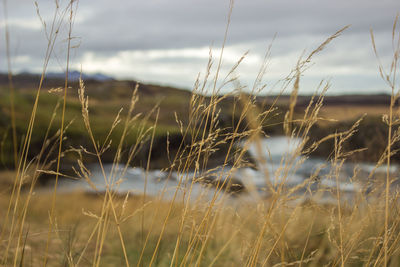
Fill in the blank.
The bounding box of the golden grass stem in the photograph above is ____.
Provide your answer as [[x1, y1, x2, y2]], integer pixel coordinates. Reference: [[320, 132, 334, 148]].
[[2, 0, 18, 170], [43, 2, 75, 265]]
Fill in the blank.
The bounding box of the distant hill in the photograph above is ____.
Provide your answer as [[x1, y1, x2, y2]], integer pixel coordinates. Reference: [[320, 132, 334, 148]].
[[0, 72, 191, 98], [0, 72, 395, 107], [45, 71, 114, 81], [0, 71, 398, 170], [0, 71, 113, 83], [271, 94, 396, 107]]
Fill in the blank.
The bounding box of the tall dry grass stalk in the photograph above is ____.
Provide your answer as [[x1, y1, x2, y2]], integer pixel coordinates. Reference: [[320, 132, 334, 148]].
[[371, 14, 400, 266], [2, 1, 400, 266], [1, 1, 77, 265], [2, 0, 18, 170], [44, 1, 78, 265]]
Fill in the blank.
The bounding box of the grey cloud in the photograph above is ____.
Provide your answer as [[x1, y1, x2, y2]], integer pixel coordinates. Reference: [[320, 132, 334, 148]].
[[62, 0, 397, 53], [1, 0, 399, 94], [4, 0, 398, 54]]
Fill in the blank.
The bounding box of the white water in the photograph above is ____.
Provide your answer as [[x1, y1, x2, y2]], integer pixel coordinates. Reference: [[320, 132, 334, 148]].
[[59, 136, 399, 203]]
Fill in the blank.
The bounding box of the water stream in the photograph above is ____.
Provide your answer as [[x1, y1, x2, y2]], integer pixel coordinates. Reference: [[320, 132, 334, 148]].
[[59, 136, 399, 204]]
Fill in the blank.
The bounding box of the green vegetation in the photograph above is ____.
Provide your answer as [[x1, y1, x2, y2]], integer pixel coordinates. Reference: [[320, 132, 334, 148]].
[[0, 74, 396, 173]]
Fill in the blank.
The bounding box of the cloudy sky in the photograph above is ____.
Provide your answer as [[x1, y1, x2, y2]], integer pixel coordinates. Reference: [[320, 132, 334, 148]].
[[1, 0, 399, 94]]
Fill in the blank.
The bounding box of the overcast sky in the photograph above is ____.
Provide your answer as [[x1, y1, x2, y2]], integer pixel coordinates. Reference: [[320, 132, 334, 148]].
[[1, 0, 399, 94]]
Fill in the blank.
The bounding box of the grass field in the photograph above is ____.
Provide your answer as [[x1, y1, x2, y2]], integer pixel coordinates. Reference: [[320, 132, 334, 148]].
[[1, 1, 400, 266]]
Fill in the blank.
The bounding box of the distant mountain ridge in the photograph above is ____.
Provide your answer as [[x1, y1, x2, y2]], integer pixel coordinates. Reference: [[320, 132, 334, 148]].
[[10, 70, 114, 82], [0, 71, 192, 99], [43, 70, 114, 81], [0, 71, 395, 107]]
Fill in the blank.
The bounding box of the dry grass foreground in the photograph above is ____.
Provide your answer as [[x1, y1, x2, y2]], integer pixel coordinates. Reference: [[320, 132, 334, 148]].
[[1, 1, 400, 266]]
